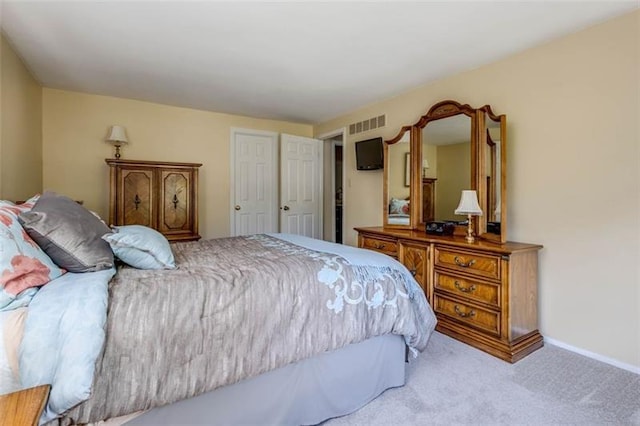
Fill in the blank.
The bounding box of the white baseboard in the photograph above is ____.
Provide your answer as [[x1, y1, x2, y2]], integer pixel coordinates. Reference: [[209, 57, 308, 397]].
[[544, 336, 640, 375]]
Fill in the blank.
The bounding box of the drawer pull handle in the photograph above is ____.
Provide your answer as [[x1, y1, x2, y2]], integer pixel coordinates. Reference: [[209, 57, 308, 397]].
[[454, 281, 476, 293], [172, 194, 179, 209], [454, 256, 476, 268], [454, 305, 476, 318], [374, 243, 386, 250], [409, 268, 417, 277], [134, 194, 141, 210]]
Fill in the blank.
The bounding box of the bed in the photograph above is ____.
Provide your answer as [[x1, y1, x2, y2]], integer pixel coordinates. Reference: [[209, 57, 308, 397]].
[[0, 193, 436, 425]]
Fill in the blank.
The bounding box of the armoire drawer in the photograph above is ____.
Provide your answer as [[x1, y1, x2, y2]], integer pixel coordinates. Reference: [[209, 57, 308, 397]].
[[360, 235, 398, 257], [434, 272, 500, 308], [434, 294, 500, 337], [434, 246, 501, 280]]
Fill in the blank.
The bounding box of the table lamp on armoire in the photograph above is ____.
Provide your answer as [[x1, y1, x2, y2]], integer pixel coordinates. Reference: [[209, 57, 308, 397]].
[[455, 190, 483, 243]]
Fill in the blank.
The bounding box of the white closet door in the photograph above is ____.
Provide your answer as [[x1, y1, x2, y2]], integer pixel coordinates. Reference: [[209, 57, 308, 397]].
[[230, 128, 278, 236], [279, 134, 323, 239]]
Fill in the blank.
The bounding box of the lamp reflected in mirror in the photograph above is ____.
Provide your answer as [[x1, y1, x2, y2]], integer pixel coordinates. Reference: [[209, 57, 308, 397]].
[[422, 159, 429, 177], [455, 190, 483, 243]]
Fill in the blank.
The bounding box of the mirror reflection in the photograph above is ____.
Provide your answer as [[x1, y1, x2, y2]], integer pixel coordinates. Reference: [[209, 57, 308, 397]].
[[386, 129, 411, 226], [382, 99, 506, 242], [485, 117, 502, 234], [422, 114, 472, 223]]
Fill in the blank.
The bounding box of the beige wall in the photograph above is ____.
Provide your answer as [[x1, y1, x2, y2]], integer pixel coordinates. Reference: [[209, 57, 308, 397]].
[[42, 89, 312, 239], [0, 34, 42, 200], [314, 11, 639, 367]]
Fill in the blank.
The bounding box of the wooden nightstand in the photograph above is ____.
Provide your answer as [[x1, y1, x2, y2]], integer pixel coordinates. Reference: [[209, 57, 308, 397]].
[[0, 384, 50, 426]]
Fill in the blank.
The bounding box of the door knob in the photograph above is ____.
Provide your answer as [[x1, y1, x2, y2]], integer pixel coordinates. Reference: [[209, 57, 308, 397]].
[[235, 205, 241, 211], [283, 205, 290, 211]]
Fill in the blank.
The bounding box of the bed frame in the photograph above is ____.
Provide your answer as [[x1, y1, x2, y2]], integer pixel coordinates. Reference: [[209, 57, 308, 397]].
[[122, 334, 405, 425]]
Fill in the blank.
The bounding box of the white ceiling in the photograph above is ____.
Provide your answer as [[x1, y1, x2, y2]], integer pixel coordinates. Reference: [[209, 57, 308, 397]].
[[1, 1, 637, 124]]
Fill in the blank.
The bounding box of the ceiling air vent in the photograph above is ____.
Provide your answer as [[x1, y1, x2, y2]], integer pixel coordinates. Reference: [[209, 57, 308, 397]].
[[349, 114, 386, 135]]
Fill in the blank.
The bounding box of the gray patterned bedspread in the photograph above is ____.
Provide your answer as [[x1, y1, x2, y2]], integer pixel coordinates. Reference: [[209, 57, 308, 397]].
[[62, 234, 436, 423]]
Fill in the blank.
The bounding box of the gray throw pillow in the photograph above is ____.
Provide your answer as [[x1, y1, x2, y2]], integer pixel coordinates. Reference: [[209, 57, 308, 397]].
[[18, 192, 114, 272]]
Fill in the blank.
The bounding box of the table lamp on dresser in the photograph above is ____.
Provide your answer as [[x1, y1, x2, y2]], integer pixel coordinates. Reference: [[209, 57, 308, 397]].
[[454, 190, 483, 243]]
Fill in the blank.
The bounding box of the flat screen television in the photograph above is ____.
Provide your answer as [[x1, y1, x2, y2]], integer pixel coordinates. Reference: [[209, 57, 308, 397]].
[[355, 137, 383, 170]]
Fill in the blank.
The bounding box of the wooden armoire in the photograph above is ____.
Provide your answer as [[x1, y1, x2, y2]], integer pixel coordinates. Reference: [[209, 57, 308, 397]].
[[106, 159, 202, 242]]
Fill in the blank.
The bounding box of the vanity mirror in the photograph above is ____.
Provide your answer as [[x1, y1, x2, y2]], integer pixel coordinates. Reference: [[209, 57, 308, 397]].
[[383, 127, 413, 228], [414, 101, 478, 237], [420, 111, 474, 225], [383, 99, 506, 243], [478, 106, 507, 243]]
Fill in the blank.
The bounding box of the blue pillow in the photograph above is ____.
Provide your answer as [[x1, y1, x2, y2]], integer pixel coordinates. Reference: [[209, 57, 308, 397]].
[[102, 225, 175, 270]]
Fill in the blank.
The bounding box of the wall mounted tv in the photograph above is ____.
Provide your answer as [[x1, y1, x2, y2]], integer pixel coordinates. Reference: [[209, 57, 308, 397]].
[[355, 137, 384, 170]]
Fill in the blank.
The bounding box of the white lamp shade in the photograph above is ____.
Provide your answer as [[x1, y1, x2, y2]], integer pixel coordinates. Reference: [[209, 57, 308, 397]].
[[422, 159, 429, 169], [107, 125, 128, 144], [455, 190, 483, 216]]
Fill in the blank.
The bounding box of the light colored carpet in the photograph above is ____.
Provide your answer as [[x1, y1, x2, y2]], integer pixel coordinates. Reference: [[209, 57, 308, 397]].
[[325, 332, 640, 425]]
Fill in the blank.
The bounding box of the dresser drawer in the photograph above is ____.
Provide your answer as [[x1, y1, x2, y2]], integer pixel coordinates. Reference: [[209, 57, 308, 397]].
[[434, 247, 501, 280], [360, 235, 398, 257], [434, 294, 500, 337], [434, 272, 500, 308]]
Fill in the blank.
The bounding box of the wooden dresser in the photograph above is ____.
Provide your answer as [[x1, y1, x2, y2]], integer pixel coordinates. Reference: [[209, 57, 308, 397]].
[[106, 159, 202, 242], [357, 226, 543, 363]]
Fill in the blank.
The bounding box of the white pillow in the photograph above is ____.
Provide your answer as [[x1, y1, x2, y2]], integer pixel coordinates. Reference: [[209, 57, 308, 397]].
[[102, 225, 175, 270]]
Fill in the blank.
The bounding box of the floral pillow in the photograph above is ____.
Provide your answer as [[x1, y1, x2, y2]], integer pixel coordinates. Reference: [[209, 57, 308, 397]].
[[0, 196, 65, 311], [389, 198, 410, 215]]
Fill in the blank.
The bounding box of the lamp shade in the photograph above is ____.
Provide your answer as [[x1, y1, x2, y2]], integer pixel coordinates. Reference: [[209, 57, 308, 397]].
[[454, 190, 483, 216], [422, 159, 429, 169], [106, 125, 128, 144]]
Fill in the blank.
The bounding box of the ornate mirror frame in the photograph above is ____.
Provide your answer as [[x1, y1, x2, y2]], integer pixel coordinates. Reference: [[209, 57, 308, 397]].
[[384, 99, 507, 243], [477, 105, 507, 243], [413, 100, 479, 237]]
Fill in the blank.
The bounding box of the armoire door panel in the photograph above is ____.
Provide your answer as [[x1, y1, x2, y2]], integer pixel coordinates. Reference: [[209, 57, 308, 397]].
[[120, 169, 154, 227], [159, 170, 191, 233]]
